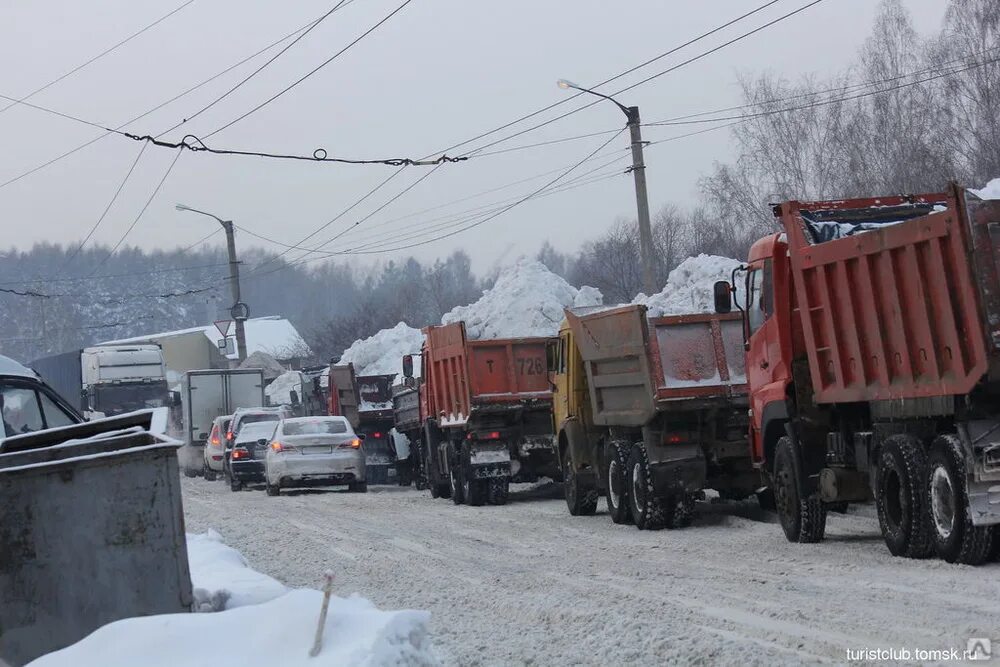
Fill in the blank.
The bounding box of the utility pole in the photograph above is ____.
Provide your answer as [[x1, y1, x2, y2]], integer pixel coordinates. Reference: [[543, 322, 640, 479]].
[[176, 204, 248, 363], [220, 220, 248, 363], [558, 80, 658, 296], [625, 105, 656, 296]]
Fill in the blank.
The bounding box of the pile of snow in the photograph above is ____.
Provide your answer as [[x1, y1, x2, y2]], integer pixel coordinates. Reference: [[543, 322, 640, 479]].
[[265, 370, 304, 407], [339, 322, 423, 376], [188, 529, 288, 611], [442, 258, 603, 339], [634, 254, 742, 317], [972, 177, 1000, 200], [31, 532, 437, 667]]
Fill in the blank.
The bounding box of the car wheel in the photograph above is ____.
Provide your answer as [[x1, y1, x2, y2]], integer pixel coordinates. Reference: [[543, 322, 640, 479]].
[[203, 464, 217, 482], [349, 481, 368, 493], [266, 483, 280, 496], [230, 478, 242, 492]]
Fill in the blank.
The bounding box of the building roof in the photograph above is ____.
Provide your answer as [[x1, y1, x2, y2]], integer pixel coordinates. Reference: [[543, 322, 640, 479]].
[[101, 316, 310, 360]]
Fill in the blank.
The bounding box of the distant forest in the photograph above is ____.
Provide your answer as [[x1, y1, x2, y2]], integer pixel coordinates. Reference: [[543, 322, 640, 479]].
[[1, 0, 995, 364]]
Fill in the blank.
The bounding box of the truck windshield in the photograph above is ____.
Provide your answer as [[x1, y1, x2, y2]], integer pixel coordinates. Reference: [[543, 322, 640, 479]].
[[94, 383, 168, 414]]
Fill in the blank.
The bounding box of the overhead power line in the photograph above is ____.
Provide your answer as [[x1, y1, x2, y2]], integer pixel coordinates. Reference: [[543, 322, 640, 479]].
[[204, 0, 418, 139], [0, 0, 197, 117], [157, 0, 355, 138], [0, 8, 328, 191], [0, 262, 229, 286]]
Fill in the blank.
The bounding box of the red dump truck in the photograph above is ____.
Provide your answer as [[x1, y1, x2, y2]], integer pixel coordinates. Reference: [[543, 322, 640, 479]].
[[328, 365, 397, 484], [552, 305, 757, 529], [395, 321, 560, 506], [730, 183, 1000, 564]]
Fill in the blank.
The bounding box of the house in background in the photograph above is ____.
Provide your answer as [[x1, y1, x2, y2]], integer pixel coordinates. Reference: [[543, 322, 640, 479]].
[[102, 316, 310, 385]]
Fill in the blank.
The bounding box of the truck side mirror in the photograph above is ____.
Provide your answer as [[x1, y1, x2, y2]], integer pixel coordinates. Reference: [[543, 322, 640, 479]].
[[546, 342, 557, 373], [171, 391, 182, 408], [289, 389, 300, 405], [402, 355, 414, 379], [713, 281, 732, 314]]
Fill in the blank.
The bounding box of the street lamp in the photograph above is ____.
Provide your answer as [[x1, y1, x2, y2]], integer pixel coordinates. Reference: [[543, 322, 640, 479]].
[[557, 79, 656, 296], [176, 204, 249, 363]]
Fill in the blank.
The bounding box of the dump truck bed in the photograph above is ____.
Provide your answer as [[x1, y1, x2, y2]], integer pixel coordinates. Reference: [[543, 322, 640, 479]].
[[778, 184, 1000, 404], [424, 322, 553, 427], [565, 305, 747, 427]]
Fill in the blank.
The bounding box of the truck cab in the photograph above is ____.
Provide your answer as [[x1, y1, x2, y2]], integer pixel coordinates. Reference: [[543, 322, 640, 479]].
[[551, 318, 598, 484]]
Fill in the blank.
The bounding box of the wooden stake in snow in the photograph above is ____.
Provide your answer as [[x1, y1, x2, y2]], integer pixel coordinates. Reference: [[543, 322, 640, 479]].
[[309, 571, 335, 658]]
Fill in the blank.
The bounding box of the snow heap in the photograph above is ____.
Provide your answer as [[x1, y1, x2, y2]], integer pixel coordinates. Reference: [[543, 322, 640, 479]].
[[633, 254, 743, 318], [265, 370, 304, 407], [442, 258, 603, 339], [339, 322, 424, 376], [31, 531, 437, 667], [972, 177, 1000, 200]]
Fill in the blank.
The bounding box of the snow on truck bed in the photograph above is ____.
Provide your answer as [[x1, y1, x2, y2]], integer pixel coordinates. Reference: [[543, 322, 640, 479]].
[[339, 321, 424, 376], [443, 258, 602, 339], [634, 254, 744, 318], [30, 531, 437, 667]]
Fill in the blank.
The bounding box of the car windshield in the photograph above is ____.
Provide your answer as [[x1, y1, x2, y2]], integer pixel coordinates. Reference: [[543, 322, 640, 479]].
[[236, 422, 276, 442], [283, 419, 348, 436]]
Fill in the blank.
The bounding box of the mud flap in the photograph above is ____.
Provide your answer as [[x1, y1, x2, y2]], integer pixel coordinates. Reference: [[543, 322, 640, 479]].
[[647, 443, 705, 496]]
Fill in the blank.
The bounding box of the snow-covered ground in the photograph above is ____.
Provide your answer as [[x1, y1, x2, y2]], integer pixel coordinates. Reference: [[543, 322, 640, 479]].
[[181, 478, 999, 666], [443, 258, 602, 339], [31, 528, 436, 667]]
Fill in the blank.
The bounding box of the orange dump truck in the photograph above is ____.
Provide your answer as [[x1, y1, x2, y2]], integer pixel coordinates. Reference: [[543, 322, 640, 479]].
[[733, 183, 1000, 564], [399, 321, 559, 506]]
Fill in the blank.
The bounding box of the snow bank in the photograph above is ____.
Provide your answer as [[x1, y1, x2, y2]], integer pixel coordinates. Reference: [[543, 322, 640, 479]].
[[31, 532, 437, 667], [443, 258, 603, 339], [30, 589, 437, 667], [265, 370, 303, 407], [972, 177, 1000, 200], [340, 322, 423, 376], [633, 254, 742, 317], [187, 530, 288, 611]]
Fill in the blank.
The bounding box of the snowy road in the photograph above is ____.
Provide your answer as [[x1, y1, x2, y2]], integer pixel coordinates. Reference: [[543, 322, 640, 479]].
[[182, 478, 999, 666]]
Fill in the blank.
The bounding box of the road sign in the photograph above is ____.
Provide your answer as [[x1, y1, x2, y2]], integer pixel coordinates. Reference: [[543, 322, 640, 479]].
[[213, 320, 232, 337]]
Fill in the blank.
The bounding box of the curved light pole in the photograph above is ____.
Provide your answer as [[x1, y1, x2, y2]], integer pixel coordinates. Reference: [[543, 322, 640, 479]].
[[176, 204, 248, 363], [557, 79, 656, 296]]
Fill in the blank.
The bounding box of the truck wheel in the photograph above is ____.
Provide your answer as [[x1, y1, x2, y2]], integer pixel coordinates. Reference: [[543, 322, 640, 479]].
[[203, 464, 217, 482], [230, 478, 242, 492], [664, 494, 696, 529], [266, 483, 280, 496], [464, 477, 487, 506], [605, 441, 632, 524], [927, 435, 994, 565], [876, 435, 932, 558], [773, 436, 826, 543], [626, 444, 665, 530], [488, 478, 510, 505], [450, 464, 466, 505], [562, 447, 598, 516]]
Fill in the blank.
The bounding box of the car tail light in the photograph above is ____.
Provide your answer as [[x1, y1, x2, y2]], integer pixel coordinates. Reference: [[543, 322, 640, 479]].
[[210, 434, 221, 447], [271, 441, 295, 453], [486, 431, 501, 440], [232, 447, 250, 460], [339, 438, 362, 449], [663, 433, 686, 445], [373, 431, 382, 439]]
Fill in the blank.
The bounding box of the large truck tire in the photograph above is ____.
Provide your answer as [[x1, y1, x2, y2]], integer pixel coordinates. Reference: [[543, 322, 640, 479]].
[[605, 441, 632, 524], [664, 494, 696, 529], [562, 446, 598, 516], [773, 436, 826, 543], [927, 435, 995, 565], [626, 443, 666, 530], [875, 435, 932, 558], [488, 478, 509, 505]]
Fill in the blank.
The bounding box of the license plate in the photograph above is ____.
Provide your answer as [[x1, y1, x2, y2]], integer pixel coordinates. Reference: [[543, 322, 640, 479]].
[[304, 446, 332, 455]]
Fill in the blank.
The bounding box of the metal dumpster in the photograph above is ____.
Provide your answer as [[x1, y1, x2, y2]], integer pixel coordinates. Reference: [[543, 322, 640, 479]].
[[0, 426, 193, 666]]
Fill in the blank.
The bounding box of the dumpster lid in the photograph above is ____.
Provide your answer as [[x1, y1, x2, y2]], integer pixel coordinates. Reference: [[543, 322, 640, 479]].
[[0, 408, 171, 454]]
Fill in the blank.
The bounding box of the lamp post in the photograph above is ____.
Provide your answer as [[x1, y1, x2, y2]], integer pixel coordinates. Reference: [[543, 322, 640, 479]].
[[175, 204, 248, 363], [557, 79, 656, 295]]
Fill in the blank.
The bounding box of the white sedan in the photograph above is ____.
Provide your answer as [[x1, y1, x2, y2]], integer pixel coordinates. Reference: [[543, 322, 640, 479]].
[[264, 416, 367, 496]]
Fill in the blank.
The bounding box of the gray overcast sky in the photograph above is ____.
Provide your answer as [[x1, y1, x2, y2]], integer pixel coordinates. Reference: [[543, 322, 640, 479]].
[[0, 0, 946, 270]]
